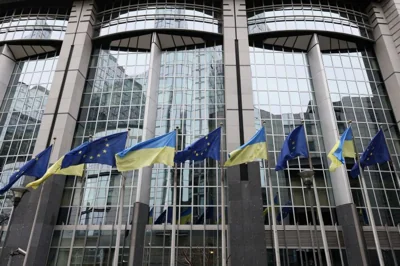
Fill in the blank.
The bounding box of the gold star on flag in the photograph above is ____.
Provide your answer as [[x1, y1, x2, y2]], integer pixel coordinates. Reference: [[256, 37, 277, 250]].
[[370, 153, 373, 156], [196, 153, 199, 156], [105, 138, 108, 141], [201, 153, 203, 155], [207, 143, 210, 146], [79, 151, 82, 154], [205, 136, 208, 139], [106, 144, 109, 147], [35, 157, 38, 161], [90, 156, 93, 160], [292, 141, 295, 145], [83, 155, 86, 158], [103, 150, 107, 153], [97, 154, 101, 157]]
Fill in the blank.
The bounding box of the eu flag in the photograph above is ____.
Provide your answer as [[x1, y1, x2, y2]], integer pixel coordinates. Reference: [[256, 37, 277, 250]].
[[61, 131, 128, 169], [275, 125, 308, 171], [174, 127, 221, 163], [0, 145, 52, 194], [277, 200, 292, 222], [350, 129, 390, 178], [154, 207, 173, 224]]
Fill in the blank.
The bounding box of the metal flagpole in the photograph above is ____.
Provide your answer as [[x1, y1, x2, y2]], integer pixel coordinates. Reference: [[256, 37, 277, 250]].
[[349, 121, 384, 265], [380, 125, 400, 196], [67, 135, 91, 265], [301, 120, 331, 266], [220, 123, 227, 266], [170, 126, 179, 266], [113, 129, 131, 266], [262, 122, 281, 266], [23, 138, 57, 266]]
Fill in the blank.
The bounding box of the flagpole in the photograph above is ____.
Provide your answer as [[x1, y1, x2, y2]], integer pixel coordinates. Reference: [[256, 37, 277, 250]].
[[67, 135, 91, 265], [219, 123, 227, 266], [113, 129, 131, 266], [170, 126, 179, 266], [350, 121, 384, 265], [301, 120, 330, 266], [22, 138, 56, 266], [380, 125, 400, 192], [262, 122, 281, 266]]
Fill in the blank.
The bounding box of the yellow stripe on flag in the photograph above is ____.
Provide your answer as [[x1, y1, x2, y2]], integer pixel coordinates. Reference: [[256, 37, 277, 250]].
[[224, 142, 267, 167], [115, 146, 175, 172], [26, 156, 84, 189]]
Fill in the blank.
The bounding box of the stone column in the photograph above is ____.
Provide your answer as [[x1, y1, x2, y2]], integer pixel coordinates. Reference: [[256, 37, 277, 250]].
[[0, 45, 15, 104], [223, 0, 267, 265], [128, 32, 161, 266], [0, 1, 96, 265], [368, 0, 400, 129], [307, 34, 369, 265]]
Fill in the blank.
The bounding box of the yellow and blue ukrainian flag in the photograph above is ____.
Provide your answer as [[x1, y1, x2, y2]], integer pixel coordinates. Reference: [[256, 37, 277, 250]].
[[180, 208, 192, 224], [26, 156, 84, 189], [115, 131, 176, 172], [0, 145, 52, 194], [224, 127, 267, 167], [148, 207, 154, 224], [327, 127, 355, 172]]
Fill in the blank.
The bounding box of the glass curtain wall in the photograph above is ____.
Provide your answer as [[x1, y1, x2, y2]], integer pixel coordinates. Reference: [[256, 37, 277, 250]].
[[0, 52, 58, 228], [250, 40, 345, 265], [322, 38, 400, 263], [143, 43, 224, 266], [48, 44, 150, 265]]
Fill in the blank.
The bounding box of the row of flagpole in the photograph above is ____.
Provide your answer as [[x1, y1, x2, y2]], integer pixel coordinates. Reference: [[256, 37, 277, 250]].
[[3, 118, 400, 265]]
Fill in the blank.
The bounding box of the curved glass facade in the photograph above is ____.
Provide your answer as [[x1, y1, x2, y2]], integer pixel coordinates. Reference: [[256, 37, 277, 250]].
[[0, 7, 69, 42], [322, 40, 400, 227], [144, 43, 224, 265], [247, 0, 372, 39], [48, 44, 150, 265], [0, 52, 58, 211], [95, 0, 222, 37], [2, 0, 400, 265]]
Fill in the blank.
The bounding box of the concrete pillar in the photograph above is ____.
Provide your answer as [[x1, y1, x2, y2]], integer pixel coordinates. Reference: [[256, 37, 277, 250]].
[[0, 45, 15, 105], [223, 0, 267, 265], [0, 1, 96, 265], [307, 34, 369, 265], [128, 32, 161, 266], [368, 1, 400, 129]]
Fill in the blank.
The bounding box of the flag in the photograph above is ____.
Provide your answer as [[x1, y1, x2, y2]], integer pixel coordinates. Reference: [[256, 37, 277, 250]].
[[61, 132, 128, 169], [263, 193, 279, 217], [180, 208, 192, 224], [154, 207, 173, 224], [195, 207, 214, 224], [149, 207, 154, 224], [115, 131, 176, 172], [224, 127, 267, 167], [327, 127, 355, 172], [277, 200, 292, 222], [26, 156, 84, 189], [0, 146, 52, 194], [350, 129, 390, 178], [174, 127, 221, 163], [359, 208, 369, 225], [275, 125, 308, 171]]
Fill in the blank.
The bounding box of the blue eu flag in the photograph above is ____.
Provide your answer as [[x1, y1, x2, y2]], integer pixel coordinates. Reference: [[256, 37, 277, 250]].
[[275, 125, 308, 171], [351, 129, 390, 178], [154, 207, 173, 224], [277, 200, 292, 222], [174, 127, 221, 163], [0, 145, 52, 194], [61, 131, 128, 169]]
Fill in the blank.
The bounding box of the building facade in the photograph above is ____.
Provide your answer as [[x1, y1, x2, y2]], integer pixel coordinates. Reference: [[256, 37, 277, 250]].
[[0, 0, 400, 265]]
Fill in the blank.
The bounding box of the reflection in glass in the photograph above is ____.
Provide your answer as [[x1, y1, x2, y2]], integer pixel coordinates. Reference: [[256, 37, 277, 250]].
[[250, 41, 335, 227], [322, 38, 400, 226]]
